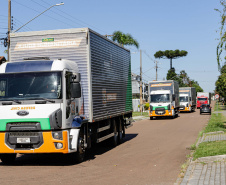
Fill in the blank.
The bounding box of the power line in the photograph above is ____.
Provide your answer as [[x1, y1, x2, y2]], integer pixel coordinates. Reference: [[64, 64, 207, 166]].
[[13, 0, 75, 29], [38, 0, 107, 34], [143, 50, 155, 62]]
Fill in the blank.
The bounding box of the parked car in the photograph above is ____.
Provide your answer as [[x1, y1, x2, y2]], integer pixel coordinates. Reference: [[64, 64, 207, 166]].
[[200, 104, 211, 115]]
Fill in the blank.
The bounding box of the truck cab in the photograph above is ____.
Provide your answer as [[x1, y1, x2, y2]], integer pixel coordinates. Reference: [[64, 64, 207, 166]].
[[197, 96, 208, 109], [0, 59, 86, 163], [179, 94, 191, 112]]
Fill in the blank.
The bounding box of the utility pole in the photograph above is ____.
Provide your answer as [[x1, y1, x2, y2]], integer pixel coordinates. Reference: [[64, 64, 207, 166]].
[[140, 49, 143, 114], [154, 60, 159, 81], [8, 0, 11, 61]]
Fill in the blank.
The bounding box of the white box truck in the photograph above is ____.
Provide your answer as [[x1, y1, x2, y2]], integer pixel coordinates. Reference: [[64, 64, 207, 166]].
[[179, 87, 196, 112], [148, 80, 180, 119], [0, 28, 133, 164]]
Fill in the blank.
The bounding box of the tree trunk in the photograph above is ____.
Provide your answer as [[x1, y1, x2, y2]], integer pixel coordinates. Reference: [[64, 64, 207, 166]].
[[170, 58, 172, 69]]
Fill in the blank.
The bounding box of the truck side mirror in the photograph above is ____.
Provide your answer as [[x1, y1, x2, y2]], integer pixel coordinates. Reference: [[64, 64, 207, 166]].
[[71, 83, 81, 98], [172, 94, 175, 101]]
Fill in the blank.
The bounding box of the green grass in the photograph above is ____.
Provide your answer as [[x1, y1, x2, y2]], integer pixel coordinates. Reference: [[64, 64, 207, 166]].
[[193, 141, 226, 160], [132, 112, 149, 117], [204, 113, 226, 133], [214, 101, 226, 111]]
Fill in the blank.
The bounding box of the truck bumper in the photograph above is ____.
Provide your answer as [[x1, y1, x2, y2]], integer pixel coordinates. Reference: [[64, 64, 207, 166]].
[[179, 106, 191, 112], [149, 110, 173, 117], [0, 131, 69, 154]]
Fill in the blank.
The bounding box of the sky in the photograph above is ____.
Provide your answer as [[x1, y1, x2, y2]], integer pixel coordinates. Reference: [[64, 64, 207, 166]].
[[0, 0, 222, 93]]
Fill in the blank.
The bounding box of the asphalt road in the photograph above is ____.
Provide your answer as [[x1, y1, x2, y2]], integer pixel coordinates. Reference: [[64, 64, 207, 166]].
[[0, 110, 210, 185]]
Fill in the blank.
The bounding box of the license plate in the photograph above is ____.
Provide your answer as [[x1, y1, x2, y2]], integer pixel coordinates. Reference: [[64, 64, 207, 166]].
[[159, 111, 163, 114], [17, 138, 30, 143]]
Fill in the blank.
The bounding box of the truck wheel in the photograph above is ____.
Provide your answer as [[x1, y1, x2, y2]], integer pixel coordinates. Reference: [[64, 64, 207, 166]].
[[0, 154, 16, 164], [118, 119, 123, 144], [110, 119, 118, 147], [65, 130, 85, 164], [150, 117, 153, 120]]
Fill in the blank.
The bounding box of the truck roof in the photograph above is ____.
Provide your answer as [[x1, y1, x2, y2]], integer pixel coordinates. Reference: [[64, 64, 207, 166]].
[[0, 59, 79, 73]]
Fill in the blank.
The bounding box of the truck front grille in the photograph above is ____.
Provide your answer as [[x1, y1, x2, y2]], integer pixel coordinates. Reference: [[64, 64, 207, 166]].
[[155, 108, 166, 115]]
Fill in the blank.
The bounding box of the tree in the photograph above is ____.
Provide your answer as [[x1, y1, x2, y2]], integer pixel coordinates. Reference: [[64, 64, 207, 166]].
[[216, 1, 226, 70], [112, 31, 139, 49], [216, 64, 226, 98], [166, 68, 203, 91], [190, 80, 203, 92], [166, 68, 186, 87], [154, 49, 188, 69]]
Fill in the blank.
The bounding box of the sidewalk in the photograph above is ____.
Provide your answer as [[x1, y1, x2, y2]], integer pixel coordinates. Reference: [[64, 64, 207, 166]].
[[133, 115, 148, 121], [178, 109, 226, 185]]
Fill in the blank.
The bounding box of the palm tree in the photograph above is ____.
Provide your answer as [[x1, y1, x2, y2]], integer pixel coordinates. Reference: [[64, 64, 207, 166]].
[[112, 31, 139, 49]]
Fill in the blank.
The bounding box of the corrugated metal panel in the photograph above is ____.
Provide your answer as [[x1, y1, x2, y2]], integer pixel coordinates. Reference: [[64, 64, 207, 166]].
[[90, 31, 132, 121], [10, 28, 90, 120], [9, 28, 133, 122]]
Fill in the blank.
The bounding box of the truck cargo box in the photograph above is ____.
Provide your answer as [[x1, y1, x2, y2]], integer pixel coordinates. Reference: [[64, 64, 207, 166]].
[[10, 28, 132, 122]]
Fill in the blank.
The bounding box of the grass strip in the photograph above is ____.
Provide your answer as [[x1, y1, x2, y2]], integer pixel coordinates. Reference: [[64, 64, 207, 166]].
[[132, 112, 149, 117], [204, 113, 226, 133], [193, 141, 226, 160]]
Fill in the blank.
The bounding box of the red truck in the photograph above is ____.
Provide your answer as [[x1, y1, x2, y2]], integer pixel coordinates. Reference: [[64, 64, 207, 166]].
[[196, 92, 211, 109]]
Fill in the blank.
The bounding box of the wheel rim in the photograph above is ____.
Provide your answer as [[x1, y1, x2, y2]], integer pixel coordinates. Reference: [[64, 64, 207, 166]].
[[78, 137, 85, 158]]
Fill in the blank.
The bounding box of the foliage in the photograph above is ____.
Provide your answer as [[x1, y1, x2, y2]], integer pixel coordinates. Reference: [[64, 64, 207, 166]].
[[221, 64, 226, 73], [154, 49, 188, 69], [190, 80, 203, 92], [144, 103, 150, 110], [112, 31, 139, 49], [166, 68, 203, 91], [215, 64, 226, 98], [216, 1, 226, 70], [216, 73, 226, 98], [154, 49, 187, 59]]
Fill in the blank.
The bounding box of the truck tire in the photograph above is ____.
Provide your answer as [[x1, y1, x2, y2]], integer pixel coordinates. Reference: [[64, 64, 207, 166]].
[[118, 119, 123, 144], [66, 131, 85, 164], [0, 154, 16, 164], [110, 119, 118, 147], [150, 117, 153, 120]]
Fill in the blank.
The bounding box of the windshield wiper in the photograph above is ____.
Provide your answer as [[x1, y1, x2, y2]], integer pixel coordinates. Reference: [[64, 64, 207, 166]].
[[1, 99, 21, 105], [35, 98, 55, 103]]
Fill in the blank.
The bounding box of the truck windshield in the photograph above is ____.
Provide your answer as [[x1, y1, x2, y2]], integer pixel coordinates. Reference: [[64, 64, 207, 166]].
[[180, 96, 188, 102], [150, 94, 170, 102], [0, 72, 62, 101], [198, 98, 207, 101]]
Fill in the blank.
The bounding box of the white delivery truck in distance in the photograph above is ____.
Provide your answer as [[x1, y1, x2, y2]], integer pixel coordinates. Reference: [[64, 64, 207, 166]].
[[148, 80, 180, 119], [0, 28, 133, 164], [179, 87, 196, 112]]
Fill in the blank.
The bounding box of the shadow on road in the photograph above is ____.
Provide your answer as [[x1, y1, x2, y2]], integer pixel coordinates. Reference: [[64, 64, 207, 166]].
[[0, 133, 138, 167]]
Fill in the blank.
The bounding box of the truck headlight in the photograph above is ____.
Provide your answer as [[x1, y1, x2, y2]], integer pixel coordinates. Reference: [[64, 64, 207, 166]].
[[52, 131, 63, 140], [54, 142, 63, 149]]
